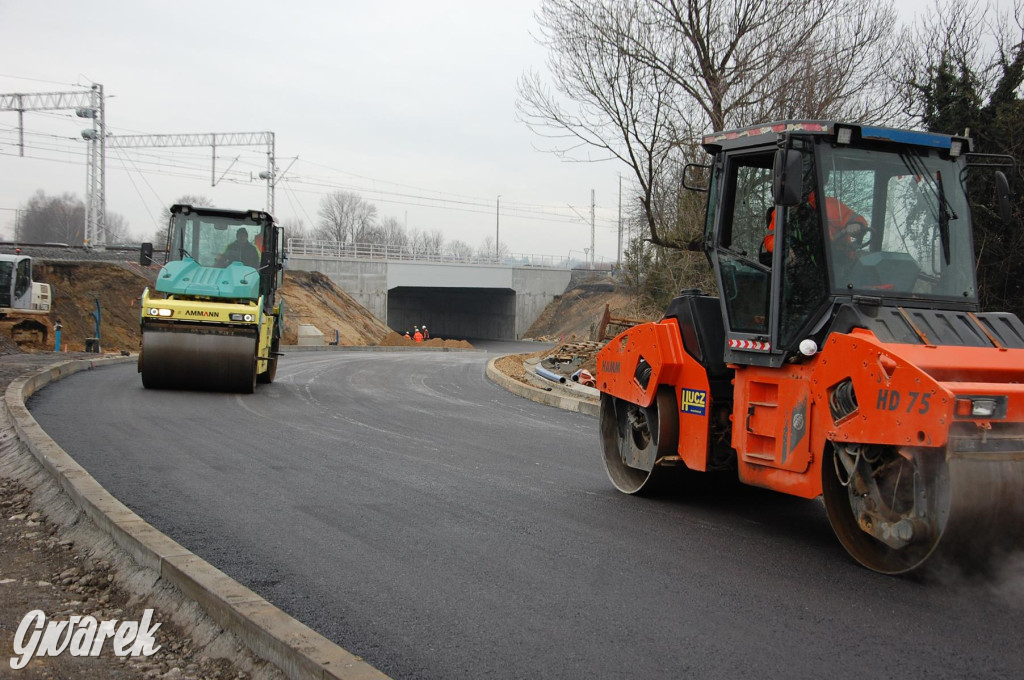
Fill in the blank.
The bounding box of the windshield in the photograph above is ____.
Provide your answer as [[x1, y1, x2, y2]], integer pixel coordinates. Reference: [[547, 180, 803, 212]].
[[169, 213, 264, 269], [817, 144, 975, 302]]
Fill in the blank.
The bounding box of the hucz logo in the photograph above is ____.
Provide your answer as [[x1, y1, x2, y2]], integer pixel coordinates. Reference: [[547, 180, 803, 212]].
[[184, 309, 220, 318], [10, 609, 161, 670], [680, 388, 707, 416]]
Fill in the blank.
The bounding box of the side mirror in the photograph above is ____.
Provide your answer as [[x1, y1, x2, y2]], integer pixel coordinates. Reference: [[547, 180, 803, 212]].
[[996, 171, 1012, 224], [140, 242, 153, 266], [773, 149, 802, 206], [681, 163, 711, 192]]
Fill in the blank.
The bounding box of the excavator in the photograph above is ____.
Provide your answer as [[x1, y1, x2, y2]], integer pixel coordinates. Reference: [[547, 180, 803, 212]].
[[596, 121, 1024, 574], [0, 253, 51, 317], [138, 204, 284, 392]]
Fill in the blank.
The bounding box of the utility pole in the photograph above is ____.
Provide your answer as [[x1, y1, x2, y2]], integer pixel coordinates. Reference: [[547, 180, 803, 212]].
[[496, 195, 501, 262], [617, 175, 622, 270], [1, 86, 281, 241], [590, 189, 596, 269], [108, 131, 277, 214], [80, 83, 105, 249], [1, 84, 107, 247]]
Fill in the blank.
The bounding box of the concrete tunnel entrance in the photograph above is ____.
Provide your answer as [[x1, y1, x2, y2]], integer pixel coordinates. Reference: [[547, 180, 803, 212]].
[[387, 286, 517, 340]]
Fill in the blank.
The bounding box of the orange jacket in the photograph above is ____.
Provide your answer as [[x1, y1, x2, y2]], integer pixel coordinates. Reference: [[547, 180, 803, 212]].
[[764, 196, 866, 253]]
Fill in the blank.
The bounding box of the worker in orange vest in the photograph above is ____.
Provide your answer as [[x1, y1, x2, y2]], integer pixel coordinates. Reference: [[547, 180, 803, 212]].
[[413, 327, 423, 343], [762, 193, 867, 265]]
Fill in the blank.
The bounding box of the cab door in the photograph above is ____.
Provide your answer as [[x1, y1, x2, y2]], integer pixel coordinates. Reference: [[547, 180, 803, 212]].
[[710, 144, 829, 489], [709, 148, 777, 366]]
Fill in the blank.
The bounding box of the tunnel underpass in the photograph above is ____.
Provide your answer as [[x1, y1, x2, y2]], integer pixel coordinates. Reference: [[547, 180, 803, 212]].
[[388, 286, 517, 340]]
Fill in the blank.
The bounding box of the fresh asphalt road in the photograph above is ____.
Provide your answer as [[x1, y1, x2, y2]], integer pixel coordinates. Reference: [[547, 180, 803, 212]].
[[27, 342, 1024, 679]]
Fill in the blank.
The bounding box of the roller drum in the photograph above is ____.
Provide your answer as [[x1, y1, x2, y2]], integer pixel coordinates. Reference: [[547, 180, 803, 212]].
[[141, 328, 257, 393], [823, 440, 1024, 574], [935, 453, 1024, 567]]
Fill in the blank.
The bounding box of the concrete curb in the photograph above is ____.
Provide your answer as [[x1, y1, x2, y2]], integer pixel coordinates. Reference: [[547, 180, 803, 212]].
[[485, 356, 599, 417], [3, 356, 390, 680]]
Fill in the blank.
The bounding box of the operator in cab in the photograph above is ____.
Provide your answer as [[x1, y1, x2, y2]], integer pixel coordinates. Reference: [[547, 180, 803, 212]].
[[761, 194, 868, 267], [216, 228, 261, 268]]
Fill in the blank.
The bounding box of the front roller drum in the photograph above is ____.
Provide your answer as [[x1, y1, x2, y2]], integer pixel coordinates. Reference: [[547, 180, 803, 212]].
[[822, 441, 1024, 574], [141, 329, 257, 393], [600, 388, 679, 495]]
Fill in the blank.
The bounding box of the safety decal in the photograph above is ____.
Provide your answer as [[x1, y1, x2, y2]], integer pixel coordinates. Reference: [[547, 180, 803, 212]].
[[680, 388, 707, 416], [728, 339, 771, 351]]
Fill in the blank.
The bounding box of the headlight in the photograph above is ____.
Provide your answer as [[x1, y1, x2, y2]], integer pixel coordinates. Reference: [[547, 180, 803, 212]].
[[955, 396, 1006, 419], [147, 308, 173, 317], [971, 399, 997, 417], [229, 313, 255, 322]]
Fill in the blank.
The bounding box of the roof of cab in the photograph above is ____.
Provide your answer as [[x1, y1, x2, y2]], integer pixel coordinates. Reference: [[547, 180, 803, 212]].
[[700, 120, 961, 154]]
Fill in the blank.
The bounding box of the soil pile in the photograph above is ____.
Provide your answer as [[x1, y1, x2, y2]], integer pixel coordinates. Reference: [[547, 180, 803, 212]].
[[3, 262, 399, 354], [31, 261, 151, 353], [524, 282, 650, 342], [278, 270, 391, 346]]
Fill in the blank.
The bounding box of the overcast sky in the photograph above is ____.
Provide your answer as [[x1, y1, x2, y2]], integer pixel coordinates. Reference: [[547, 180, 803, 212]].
[[0, 0, 994, 262]]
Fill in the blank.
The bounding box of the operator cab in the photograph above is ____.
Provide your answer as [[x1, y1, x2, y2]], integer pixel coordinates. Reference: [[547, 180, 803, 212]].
[[159, 204, 283, 302], [703, 122, 983, 367]]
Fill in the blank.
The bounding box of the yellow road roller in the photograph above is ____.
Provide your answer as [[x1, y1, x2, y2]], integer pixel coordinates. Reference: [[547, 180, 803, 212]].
[[139, 204, 284, 392]]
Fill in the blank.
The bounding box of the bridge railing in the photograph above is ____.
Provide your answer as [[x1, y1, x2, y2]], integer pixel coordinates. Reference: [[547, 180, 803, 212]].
[[286, 239, 572, 268]]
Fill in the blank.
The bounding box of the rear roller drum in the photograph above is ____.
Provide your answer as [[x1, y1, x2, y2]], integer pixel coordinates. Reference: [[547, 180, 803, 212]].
[[600, 388, 679, 495], [823, 442, 1024, 574]]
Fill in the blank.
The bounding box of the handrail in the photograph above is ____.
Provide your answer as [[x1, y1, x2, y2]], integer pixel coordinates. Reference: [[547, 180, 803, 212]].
[[284, 239, 581, 269]]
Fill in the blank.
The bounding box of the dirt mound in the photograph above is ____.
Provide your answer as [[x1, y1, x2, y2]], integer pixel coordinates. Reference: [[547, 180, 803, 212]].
[[32, 261, 150, 353], [2, 263, 395, 354], [279, 270, 391, 345], [525, 284, 651, 342]]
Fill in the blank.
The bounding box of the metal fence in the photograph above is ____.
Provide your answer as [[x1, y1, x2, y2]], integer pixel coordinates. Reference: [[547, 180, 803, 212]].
[[286, 239, 573, 268]]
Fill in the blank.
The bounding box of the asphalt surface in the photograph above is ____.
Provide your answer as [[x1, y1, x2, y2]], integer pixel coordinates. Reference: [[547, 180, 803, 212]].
[[26, 342, 1024, 680]]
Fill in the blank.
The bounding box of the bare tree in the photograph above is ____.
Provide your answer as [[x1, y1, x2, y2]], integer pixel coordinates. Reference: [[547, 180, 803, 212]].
[[17, 191, 85, 244], [408, 228, 445, 256], [519, 0, 685, 247], [477, 236, 511, 260], [279, 217, 309, 241], [445, 239, 476, 259], [153, 194, 215, 246], [104, 212, 131, 243], [316, 191, 378, 243], [377, 216, 409, 249], [519, 0, 898, 248], [644, 0, 898, 129]]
